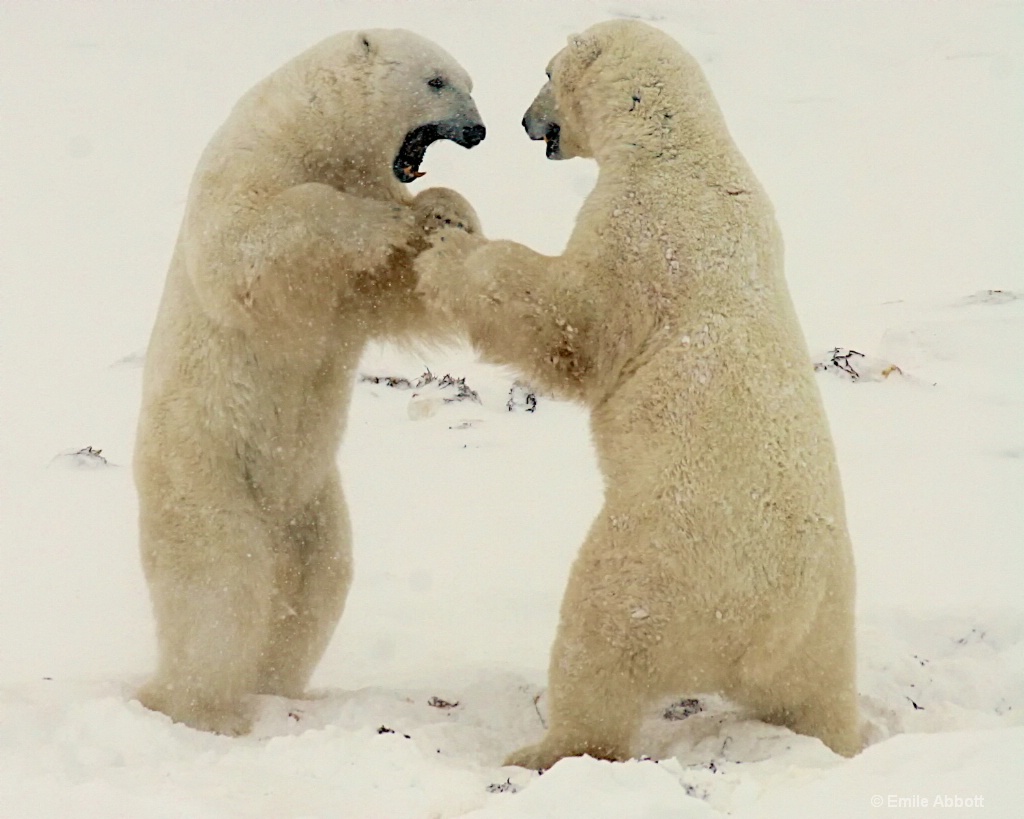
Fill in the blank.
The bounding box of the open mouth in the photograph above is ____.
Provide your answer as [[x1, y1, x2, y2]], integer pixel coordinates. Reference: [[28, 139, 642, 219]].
[[394, 123, 439, 183], [525, 117, 562, 160], [543, 122, 561, 159], [393, 121, 486, 183]]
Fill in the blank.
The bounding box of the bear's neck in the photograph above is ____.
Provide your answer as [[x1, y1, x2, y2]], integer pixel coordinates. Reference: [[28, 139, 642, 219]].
[[241, 73, 406, 201], [581, 72, 740, 176]]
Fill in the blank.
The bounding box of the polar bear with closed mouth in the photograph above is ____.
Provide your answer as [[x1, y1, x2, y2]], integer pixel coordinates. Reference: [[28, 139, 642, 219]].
[[134, 29, 484, 735], [417, 19, 860, 767]]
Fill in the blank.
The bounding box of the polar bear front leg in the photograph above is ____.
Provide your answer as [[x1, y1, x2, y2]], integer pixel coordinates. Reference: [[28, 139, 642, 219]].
[[417, 239, 595, 402], [189, 183, 418, 334], [414, 228, 485, 307]]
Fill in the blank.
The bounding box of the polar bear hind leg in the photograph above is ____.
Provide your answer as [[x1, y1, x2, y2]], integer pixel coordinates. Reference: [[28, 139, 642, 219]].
[[504, 620, 645, 770], [256, 471, 353, 698], [729, 583, 861, 757], [505, 515, 681, 769], [137, 487, 275, 735]]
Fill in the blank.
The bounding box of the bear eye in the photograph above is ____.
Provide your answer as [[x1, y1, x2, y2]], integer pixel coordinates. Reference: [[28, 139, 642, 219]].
[[427, 76, 445, 89]]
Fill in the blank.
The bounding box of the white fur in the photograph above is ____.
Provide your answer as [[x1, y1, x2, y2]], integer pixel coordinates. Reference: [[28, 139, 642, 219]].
[[135, 29, 481, 735], [417, 20, 859, 766]]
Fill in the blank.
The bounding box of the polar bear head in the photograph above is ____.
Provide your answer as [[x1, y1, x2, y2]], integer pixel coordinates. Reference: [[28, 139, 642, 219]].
[[278, 29, 485, 184], [522, 20, 721, 161]]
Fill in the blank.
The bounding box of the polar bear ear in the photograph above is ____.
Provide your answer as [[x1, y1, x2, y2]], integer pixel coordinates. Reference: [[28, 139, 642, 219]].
[[355, 32, 378, 59], [567, 32, 602, 69]]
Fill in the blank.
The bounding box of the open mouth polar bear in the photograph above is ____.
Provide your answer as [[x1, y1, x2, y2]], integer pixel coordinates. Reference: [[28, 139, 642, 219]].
[[135, 29, 484, 735]]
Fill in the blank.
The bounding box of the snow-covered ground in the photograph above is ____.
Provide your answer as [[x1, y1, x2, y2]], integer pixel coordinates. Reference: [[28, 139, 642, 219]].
[[2, 1, 1022, 816]]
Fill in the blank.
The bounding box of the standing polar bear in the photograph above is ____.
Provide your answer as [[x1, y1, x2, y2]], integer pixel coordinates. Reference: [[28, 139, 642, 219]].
[[417, 20, 859, 766], [134, 29, 484, 735]]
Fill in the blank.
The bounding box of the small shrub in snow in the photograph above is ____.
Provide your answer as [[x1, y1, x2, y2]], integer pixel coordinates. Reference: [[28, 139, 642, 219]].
[[486, 778, 520, 794], [51, 446, 110, 468], [507, 380, 538, 413], [814, 348, 866, 380], [813, 348, 905, 382], [360, 373, 416, 389], [427, 696, 459, 709], [360, 368, 481, 404], [377, 725, 411, 739], [435, 373, 481, 405], [959, 288, 1021, 306]]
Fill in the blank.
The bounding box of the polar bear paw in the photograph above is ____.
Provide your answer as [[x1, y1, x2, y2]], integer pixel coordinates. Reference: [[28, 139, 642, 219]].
[[411, 186, 482, 236], [414, 226, 483, 310], [504, 737, 628, 771], [137, 680, 254, 736]]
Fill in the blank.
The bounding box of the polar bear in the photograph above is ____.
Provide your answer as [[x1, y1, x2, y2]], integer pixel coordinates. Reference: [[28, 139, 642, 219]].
[[416, 20, 859, 766], [134, 29, 484, 735]]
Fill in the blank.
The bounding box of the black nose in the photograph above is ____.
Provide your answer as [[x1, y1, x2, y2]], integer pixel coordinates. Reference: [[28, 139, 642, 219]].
[[461, 123, 486, 148]]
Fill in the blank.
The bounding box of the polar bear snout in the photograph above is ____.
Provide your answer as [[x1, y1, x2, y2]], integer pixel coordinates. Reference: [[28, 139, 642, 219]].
[[439, 118, 486, 148], [523, 112, 559, 142], [464, 122, 486, 146], [523, 83, 564, 159], [522, 112, 547, 141]]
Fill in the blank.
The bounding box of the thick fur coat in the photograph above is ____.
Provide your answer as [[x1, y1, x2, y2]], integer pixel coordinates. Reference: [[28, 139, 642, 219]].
[[417, 20, 860, 767], [135, 29, 482, 735]]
